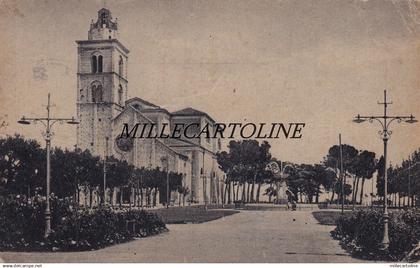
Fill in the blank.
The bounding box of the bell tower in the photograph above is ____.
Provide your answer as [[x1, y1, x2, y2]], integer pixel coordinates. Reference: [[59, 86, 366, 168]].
[[76, 7, 129, 156]]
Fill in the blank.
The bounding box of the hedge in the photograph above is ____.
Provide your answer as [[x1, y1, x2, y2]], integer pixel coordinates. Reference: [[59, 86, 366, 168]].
[[332, 208, 420, 261], [0, 195, 167, 251]]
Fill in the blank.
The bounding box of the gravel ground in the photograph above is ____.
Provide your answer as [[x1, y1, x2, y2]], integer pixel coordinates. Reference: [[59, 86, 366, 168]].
[[0, 210, 371, 263]]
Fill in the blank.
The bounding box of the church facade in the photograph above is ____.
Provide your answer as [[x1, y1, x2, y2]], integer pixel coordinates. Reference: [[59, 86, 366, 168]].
[[76, 8, 224, 205]]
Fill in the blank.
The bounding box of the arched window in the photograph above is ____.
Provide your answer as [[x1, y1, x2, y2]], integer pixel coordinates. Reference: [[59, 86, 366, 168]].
[[91, 82, 103, 103], [118, 56, 123, 77], [91, 55, 97, 73], [118, 85, 123, 106], [91, 85, 96, 102], [98, 55, 103, 73]]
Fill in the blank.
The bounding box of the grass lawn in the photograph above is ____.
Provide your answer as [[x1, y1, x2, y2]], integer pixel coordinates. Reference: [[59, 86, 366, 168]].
[[153, 206, 239, 224], [312, 210, 351, 226]]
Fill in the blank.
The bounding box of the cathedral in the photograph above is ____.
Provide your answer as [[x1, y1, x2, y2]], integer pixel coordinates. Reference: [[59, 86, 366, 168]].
[[76, 8, 224, 205]]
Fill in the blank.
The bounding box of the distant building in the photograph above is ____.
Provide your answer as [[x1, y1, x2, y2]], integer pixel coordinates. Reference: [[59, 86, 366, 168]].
[[76, 8, 223, 205]]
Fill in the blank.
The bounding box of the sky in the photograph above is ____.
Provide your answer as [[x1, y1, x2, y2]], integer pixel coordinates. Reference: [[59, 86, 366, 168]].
[[1, 0, 420, 166]]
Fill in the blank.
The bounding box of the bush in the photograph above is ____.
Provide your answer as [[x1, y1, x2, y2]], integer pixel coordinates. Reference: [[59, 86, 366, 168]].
[[0, 195, 167, 251], [332, 208, 420, 261], [0, 195, 45, 249]]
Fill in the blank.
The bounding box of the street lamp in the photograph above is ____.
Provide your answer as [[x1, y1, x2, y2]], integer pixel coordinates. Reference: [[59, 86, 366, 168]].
[[339, 134, 345, 213], [161, 156, 170, 208], [326, 154, 345, 213], [18, 93, 79, 238], [102, 137, 117, 207], [325, 134, 345, 213], [353, 90, 417, 250], [201, 168, 208, 211]]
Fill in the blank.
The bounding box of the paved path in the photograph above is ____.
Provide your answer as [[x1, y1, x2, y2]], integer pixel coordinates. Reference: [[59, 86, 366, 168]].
[[0, 210, 366, 263]]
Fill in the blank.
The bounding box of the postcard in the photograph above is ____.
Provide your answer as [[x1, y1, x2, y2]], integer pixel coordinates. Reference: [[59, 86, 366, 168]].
[[1, 0, 420, 265]]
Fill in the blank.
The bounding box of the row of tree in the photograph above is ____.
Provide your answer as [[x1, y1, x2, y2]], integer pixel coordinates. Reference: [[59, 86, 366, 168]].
[[216, 140, 272, 203], [216, 140, 380, 205], [1, 135, 419, 207], [322, 144, 377, 205], [376, 149, 420, 207], [0, 135, 185, 207]]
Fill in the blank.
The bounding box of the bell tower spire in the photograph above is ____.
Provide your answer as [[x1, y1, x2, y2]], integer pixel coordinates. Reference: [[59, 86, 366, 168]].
[[88, 7, 118, 40], [76, 7, 129, 156]]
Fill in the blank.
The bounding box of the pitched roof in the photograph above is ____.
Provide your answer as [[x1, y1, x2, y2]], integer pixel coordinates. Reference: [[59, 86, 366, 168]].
[[172, 107, 215, 122], [125, 97, 160, 108], [112, 104, 154, 124], [173, 107, 206, 116]]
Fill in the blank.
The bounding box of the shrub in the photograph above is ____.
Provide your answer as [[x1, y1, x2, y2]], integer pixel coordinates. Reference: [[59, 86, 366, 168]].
[[0, 195, 167, 251], [388, 211, 419, 260], [332, 208, 420, 261], [0, 195, 45, 249]]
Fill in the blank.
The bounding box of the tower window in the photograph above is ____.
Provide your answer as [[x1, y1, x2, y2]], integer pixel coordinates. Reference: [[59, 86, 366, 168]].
[[91, 55, 97, 73], [92, 85, 96, 101], [118, 85, 123, 106], [118, 56, 123, 77], [91, 83, 103, 103], [98, 55, 103, 73]]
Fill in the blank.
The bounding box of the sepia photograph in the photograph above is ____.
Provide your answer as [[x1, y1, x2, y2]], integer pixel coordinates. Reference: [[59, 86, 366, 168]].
[[1, 0, 420, 265]]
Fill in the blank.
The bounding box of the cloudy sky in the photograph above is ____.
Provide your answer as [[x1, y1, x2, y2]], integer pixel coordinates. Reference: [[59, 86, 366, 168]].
[[1, 0, 420, 165]]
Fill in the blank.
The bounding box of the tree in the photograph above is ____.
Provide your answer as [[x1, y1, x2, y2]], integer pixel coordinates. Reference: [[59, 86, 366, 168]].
[[325, 144, 358, 203], [311, 164, 336, 203], [177, 186, 190, 206], [216, 151, 234, 204], [286, 165, 311, 203], [378, 148, 420, 207], [216, 140, 272, 204], [397, 149, 420, 207], [263, 186, 277, 201], [334, 181, 352, 202], [408, 149, 420, 206], [352, 150, 376, 205], [81, 153, 102, 207], [51, 148, 79, 199], [0, 135, 45, 197], [131, 167, 145, 207], [282, 163, 336, 204], [106, 157, 131, 207], [376, 156, 385, 198]]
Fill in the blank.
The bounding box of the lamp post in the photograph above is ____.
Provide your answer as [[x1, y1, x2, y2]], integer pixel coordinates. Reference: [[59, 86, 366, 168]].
[[353, 90, 417, 250], [326, 146, 345, 214], [201, 170, 208, 211], [18, 93, 79, 238], [339, 134, 345, 213], [371, 176, 375, 207], [161, 156, 170, 208], [102, 137, 117, 207]]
